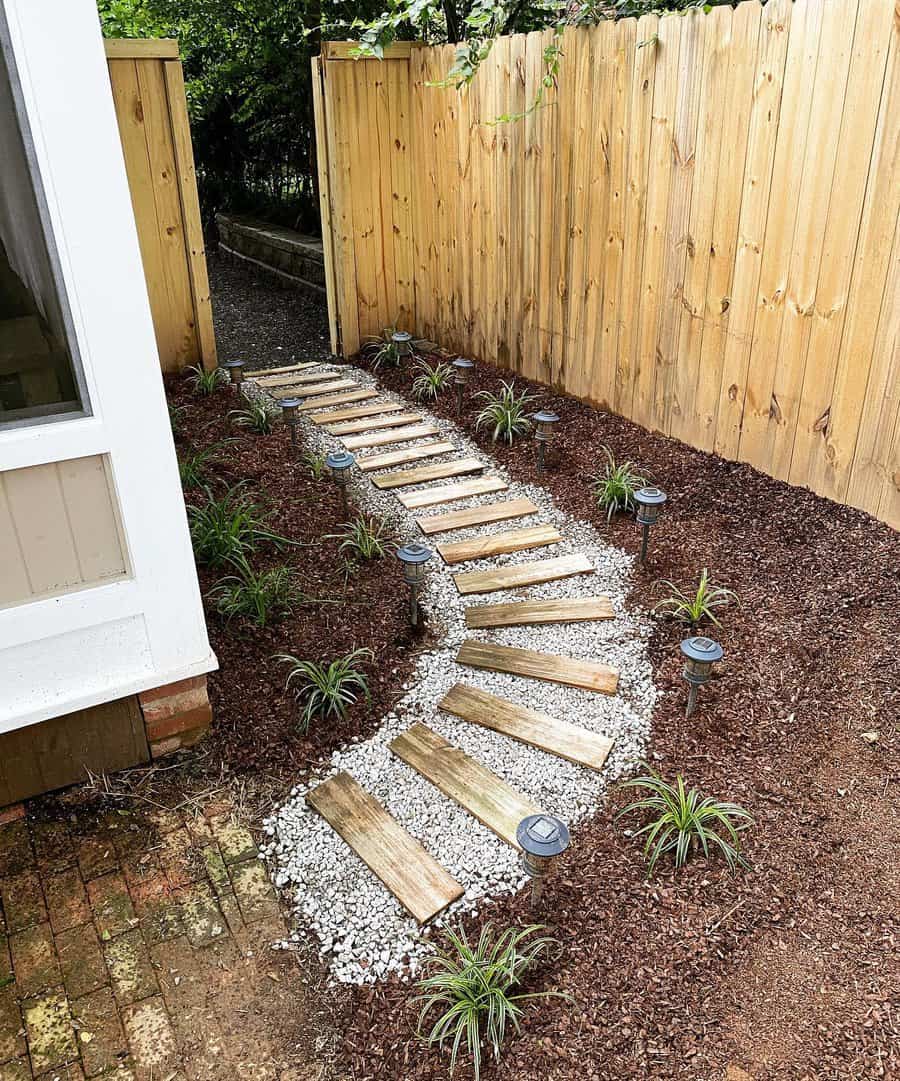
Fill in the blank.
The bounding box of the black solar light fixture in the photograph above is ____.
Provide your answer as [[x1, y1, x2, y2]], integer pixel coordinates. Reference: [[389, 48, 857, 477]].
[[533, 410, 559, 473], [326, 449, 355, 516], [634, 486, 667, 564], [392, 330, 413, 359], [680, 635, 723, 718], [280, 397, 302, 449], [452, 357, 474, 416], [222, 360, 246, 392], [517, 813, 570, 909], [396, 541, 433, 627]]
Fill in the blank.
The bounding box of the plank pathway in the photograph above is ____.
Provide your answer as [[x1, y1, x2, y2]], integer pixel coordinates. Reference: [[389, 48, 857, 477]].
[[311, 400, 405, 424], [306, 772, 463, 924], [272, 378, 356, 399], [465, 595, 615, 628], [373, 457, 486, 490], [342, 423, 441, 450], [453, 552, 594, 595], [416, 497, 539, 535], [245, 361, 322, 378], [327, 412, 423, 436], [457, 639, 619, 694], [298, 389, 379, 411], [436, 524, 562, 565], [357, 440, 456, 472], [397, 475, 507, 508], [255, 370, 338, 388]]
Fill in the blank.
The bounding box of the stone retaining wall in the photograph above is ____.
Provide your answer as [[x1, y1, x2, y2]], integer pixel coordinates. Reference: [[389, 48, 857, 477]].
[[216, 214, 326, 296]]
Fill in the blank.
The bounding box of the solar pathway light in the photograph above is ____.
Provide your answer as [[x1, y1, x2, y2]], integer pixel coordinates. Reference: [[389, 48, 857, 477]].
[[680, 635, 723, 718], [533, 410, 559, 473], [280, 397, 302, 449], [517, 814, 570, 910], [222, 359, 246, 392], [452, 357, 474, 416], [396, 541, 433, 628], [634, 486, 667, 564], [326, 449, 355, 516], [391, 330, 413, 359]]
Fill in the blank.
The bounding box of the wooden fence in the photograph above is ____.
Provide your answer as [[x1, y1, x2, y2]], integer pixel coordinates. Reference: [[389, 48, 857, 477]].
[[105, 39, 216, 372], [313, 0, 900, 528]]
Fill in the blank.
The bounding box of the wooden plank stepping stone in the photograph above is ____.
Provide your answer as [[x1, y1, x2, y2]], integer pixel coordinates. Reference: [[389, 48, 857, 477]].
[[326, 412, 422, 436], [397, 475, 507, 509], [272, 378, 355, 400], [439, 684, 614, 771], [298, 389, 379, 411], [374, 457, 486, 490], [311, 400, 403, 424], [437, 523, 561, 565], [357, 441, 456, 472], [389, 724, 541, 848], [456, 639, 618, 695], [342, 423, 440, 450], [465, 595, 615, 629], [416, 497, 539, 536], [246, 362, 321, 378], [255, 369, 337, 388], [453, 552, 593, 595], [306, 772, 463, 924]]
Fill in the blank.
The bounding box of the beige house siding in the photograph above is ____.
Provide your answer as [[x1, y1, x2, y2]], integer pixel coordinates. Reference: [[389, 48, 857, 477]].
[[0, 453, 129, 607]]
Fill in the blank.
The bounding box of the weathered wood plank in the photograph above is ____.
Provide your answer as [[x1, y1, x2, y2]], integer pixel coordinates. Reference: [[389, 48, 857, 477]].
[[397, 475, 508, 508], [342, 423, 440, 450], [439, 683, 614, 771], [327, 412, 423, 435], [357, 441, 456, 472], [373, 457, 486, 490], [389, 724, 542, 848], [272, 378, 356, 400], [311, 400, 404, 424], [456, 639, 618, 694], [254, 370, 338, 388], [298, 389, 379, 411], [306, 772, 463, 924], [245, 362, 323, 378], [453, 553, 593, 595], [464, 595, 615, 628], [437, 524, 562, 565], [416, 498, 539, 535]]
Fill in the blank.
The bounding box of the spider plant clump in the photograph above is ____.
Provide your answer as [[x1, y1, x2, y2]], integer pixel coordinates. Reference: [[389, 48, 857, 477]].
[[474, 381, 539, 444], [302, 450, 328, 480], [188, 485, 292, 567], [411, 359, 453, 402], [208, 558, 304, 627], [416, 924, 567, 1081], [653, 568, 738, 627], [329, 515, 390, 561], [186, 363, 227, 397], [592, 446, 646, 522], [276, 648, 373, 731], [229, 398, 277, 435], [617, 769, 753, 876], [361, 327, 403, 371], [178, 443, 225, 489]]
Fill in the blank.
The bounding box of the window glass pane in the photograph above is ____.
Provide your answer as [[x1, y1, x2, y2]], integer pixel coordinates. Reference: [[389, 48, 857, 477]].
[[0, 34, 86, 427]]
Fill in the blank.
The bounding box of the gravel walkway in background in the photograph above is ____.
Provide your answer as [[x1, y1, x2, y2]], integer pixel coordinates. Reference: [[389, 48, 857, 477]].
[[259, 363, 658, 984]]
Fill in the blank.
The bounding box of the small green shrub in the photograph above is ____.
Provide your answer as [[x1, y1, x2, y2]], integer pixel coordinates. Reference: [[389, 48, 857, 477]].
[[653, 568, 738, 627], [329, 516, 390, 561], [592, 446, 646, 522], [302, 450, 328, 480], [178, 443, 225, 489], [417, 924, 566, 1081], [411, 359, 453, 402], [276, 648, 373, 730], [208, 558, 303, 627], [474, 381, 538, 444], [362, 327, 404, 371], [617, 769, 753, 875], [229, 399, 277, 435], [186, 364, 227, 396], [188, 485, 291, 567]]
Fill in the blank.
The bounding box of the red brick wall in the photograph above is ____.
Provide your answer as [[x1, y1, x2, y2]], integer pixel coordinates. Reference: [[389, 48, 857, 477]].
[[138, 676, 212, 758]]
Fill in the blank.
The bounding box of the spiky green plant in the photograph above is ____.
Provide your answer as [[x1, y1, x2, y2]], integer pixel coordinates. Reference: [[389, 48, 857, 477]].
[[186, 364, 227, 396], [302, 450, 328, 480], [617, 769, 753, 876], [208, 558, 304, 627], [188, 485, 291, 567], [653, 568, 738, 627], [276, 648, 373, 731], [362, 327, 403, 371], [411, 359, 453, 402], [416, 924, 566, 1081], [329, 516, 390, 561], [168, 403, 187, 437], [229, 398, 277, 435], [592, 446, 646, 522], [474, 381, 539, 444]]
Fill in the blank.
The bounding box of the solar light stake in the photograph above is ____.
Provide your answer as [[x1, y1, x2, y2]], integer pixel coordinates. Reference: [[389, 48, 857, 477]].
[[517, 814, 570, 910], [634, 486, 667, 564], [326, 449, 355, 516], [680, 636, 723, 718], [396, 542, 433, 627], [533, 410, 559, 473], [391, 330, 413, 359], [452, 358, 474, 416], [280, 397, 302, 449], [222, 360, 246, 394]]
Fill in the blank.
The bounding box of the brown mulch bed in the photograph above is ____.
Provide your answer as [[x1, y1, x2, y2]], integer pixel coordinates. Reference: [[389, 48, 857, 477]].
[[338, 354, 900, 1081]]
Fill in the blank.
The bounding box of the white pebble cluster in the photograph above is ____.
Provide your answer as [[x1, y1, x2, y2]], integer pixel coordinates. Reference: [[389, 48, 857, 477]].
[[259, 362, 658, 984]]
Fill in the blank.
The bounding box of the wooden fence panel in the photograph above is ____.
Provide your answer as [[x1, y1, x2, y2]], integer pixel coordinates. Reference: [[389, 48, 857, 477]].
[[105, 41, 216, 373], [315, 0, 900, 526]]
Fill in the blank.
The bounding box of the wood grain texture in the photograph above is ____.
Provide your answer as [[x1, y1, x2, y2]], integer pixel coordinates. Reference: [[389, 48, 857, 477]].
[[397, 475, 508, 508], [306, 772, 463, 923], [311, 400, 404, 424], [373, 457, 486, 490], [341, 423, 440, 450], [456, 639, 618, 694], [254, 370, 337, 388], [356, 440, 456, 472], [436, 524, 562, 565], [439, 683, 614, 771], [272, 378, 356, 400], [327, 412, 422, 435], [105, 38, 180, 59], [416, 498, 539, 535], [297, 389, 379, 411], [389, 724, 542, 847], [245, 362, 321, 378], [464, 595, 614, 628], [453, 552, 593, 595]]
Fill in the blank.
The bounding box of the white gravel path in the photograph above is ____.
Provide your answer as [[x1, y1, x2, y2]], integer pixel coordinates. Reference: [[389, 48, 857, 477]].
[[257, 363, 658, 984]]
